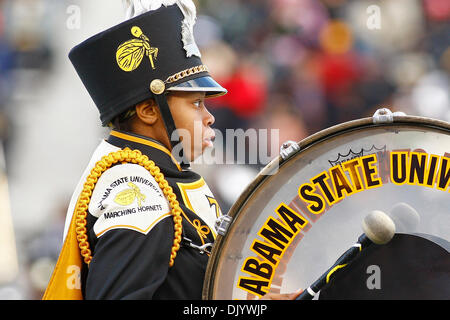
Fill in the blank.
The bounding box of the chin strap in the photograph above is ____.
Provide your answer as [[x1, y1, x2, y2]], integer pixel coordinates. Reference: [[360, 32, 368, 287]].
[[153, 89, 191, 169]]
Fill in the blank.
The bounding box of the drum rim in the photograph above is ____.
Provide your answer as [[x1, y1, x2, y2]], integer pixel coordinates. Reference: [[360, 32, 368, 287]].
[[202, 114, 450, 300]]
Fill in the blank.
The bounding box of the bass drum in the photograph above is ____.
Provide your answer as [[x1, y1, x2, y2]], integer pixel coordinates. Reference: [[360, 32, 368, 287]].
[[203, 110, 450, 300]]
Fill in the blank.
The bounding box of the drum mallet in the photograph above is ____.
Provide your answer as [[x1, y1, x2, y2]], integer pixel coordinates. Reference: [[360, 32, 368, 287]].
[[296, 210, 396, 300]]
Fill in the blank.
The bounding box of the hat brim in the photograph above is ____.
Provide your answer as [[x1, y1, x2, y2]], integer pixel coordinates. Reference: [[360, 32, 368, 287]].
[[166, 76, 227, 98]]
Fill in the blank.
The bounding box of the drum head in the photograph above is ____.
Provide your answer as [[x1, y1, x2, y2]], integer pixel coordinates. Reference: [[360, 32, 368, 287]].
[[203, 116, 450, 300]]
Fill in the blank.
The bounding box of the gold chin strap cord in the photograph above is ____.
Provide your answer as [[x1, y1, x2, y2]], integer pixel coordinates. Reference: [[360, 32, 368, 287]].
[[75, 147, 182, 267]]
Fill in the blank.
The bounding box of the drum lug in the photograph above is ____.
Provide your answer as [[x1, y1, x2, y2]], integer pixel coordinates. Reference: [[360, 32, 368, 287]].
[[280, 140, 300, 160], [215, 215, 233, 236], [373, 108, 406, 124]]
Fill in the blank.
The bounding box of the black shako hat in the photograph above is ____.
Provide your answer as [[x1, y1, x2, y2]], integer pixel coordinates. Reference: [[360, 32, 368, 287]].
[[68, 3, 227, 167]]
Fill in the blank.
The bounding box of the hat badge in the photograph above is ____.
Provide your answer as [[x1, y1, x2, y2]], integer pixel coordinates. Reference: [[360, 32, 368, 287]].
[[116, 26, 159, 72]]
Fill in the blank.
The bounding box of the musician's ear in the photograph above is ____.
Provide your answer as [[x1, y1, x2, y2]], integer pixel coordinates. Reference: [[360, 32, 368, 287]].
[[135, 98, 159, 125]]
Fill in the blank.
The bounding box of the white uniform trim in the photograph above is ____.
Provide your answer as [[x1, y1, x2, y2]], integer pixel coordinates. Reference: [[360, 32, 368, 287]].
[[62, 140, 120, 241]]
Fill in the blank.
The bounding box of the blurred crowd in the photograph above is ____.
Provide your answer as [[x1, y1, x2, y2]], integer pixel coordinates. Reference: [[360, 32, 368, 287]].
[[193, 0, 450, 217], [197, 0, 449, 132], [193, 0, 450, 225], [0, 0, 448, 299]]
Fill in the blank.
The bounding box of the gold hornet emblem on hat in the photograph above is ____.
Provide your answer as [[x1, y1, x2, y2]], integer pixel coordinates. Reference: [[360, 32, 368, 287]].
[[116, 26, 159, 72]]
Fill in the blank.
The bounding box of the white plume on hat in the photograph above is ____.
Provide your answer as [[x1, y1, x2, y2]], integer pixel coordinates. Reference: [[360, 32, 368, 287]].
[[122, 0, 201, 58]]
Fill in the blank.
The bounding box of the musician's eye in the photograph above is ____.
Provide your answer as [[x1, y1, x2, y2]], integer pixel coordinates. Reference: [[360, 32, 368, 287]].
[[193, 100, 202, 108]]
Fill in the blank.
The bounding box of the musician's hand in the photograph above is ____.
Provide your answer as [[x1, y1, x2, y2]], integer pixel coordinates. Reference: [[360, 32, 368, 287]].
[[259, 289, 303, 300]]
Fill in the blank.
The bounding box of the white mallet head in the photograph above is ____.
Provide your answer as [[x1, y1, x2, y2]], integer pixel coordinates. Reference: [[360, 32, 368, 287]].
[[362, 210, 396, 245]]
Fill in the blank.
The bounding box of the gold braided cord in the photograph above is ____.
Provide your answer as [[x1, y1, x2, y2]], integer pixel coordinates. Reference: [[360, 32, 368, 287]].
[[74, 148, 182, 267]]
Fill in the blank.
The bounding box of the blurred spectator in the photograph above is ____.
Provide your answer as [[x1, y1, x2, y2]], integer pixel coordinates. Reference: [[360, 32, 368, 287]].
[[3, 0, 53, 70], [0, 3, 14, 153], [23, 199, 66, 299], [423, 0, 450, 22], [256, 94, 308, 146], [211, 59, 268, 127]]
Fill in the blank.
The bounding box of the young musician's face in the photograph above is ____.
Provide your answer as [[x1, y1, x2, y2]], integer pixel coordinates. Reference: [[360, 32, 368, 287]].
[[167, 91, 216, 161]]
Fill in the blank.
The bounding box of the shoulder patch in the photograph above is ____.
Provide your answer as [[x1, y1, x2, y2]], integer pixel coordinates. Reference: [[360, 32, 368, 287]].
[[88, 163, 171, 237]]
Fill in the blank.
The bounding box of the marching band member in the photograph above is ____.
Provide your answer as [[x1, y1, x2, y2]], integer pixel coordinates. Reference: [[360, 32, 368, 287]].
[[44, 0, 227, 299]]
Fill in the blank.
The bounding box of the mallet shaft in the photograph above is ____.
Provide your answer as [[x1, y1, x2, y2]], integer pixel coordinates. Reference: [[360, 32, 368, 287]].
[[296, 234, 373, 300]]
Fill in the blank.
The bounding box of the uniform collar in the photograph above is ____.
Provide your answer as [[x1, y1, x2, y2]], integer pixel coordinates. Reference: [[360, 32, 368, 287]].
[[106, 129, 182, 172]]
